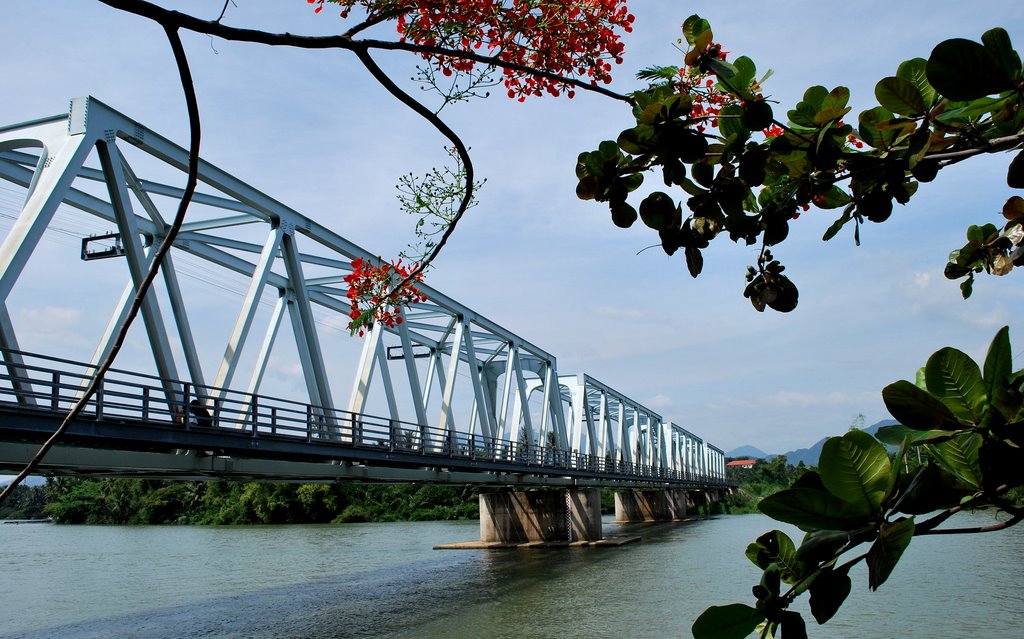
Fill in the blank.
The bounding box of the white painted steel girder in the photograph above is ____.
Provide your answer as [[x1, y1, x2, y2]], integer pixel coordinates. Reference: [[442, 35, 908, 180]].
[[0, 97, 726, 478], [0, 96, 566, 451]]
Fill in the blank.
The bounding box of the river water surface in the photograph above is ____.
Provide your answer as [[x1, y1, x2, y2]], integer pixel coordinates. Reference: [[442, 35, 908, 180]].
[[1, 512, 1021, 638]]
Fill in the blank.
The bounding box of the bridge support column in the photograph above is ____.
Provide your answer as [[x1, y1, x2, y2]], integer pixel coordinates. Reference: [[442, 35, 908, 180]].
[[479, 488, 602, 543], [614, 489, 688, 523]]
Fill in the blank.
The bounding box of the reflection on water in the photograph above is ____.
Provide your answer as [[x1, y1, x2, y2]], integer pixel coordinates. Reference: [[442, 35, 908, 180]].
[[2, 512, 1022, 638]]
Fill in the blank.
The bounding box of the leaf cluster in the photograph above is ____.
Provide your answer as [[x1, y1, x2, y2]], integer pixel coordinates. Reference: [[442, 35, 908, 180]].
[[577, 16, 1024, 312], [694, 326, 1024, 638]]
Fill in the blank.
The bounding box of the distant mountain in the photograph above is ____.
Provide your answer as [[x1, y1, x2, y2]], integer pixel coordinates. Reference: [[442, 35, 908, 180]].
[[775, 419, 898, 467], [726, 445, 769, 459], [0, 475, 45, 487], [729, 419, 899, 468]]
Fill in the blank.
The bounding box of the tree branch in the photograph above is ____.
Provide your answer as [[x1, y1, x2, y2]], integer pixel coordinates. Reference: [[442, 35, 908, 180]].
[[914, 512, 1024, 536], [0, 24, 202, 504], [350, 44, 472, 291], [94, 0, 635, 104], [924, 132, 1024, 163]]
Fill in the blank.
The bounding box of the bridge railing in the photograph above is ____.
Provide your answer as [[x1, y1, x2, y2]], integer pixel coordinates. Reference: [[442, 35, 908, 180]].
[[0, 349, 729, 486]]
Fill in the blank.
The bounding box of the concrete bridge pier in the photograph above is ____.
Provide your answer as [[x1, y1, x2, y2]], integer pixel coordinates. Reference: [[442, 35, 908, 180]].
[[479, 488, 603, 544], [614, 489, 690, 523]]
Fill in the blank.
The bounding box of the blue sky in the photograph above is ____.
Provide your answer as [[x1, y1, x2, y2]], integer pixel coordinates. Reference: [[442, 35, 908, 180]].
[[2, 0, 1024, 458]]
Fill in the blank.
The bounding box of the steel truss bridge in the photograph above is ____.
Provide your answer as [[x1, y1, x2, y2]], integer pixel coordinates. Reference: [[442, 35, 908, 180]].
[[0, 97, 726, 490]]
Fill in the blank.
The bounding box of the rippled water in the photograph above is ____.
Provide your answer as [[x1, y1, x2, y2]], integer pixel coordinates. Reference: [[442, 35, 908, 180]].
[[1, 512, 1021, 638]]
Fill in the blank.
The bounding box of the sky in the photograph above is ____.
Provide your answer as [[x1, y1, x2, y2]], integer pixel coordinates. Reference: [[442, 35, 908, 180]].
[[2, 0, 1024, 460]]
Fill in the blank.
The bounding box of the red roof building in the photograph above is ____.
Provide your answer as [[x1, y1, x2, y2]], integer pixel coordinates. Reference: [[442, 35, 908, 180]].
[[726, 459, 758, 469]]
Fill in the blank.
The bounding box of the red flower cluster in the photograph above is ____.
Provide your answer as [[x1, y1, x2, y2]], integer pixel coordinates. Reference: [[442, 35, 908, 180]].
[[675, 43, 742, 133], [307, 0, 634, 100], [344, 257, 427, 337]]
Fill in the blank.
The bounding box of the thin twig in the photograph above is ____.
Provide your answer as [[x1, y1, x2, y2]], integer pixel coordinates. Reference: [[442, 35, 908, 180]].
[[351, 45, 472, 293], [0, 24, 202, 504], [914, 512, 1024, 536]]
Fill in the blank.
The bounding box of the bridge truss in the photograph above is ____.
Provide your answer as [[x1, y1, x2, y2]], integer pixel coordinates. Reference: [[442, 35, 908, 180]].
[[0, 97, 725, 488]]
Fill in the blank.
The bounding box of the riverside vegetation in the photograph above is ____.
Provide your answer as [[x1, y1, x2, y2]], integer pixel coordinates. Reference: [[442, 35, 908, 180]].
[[1, 480, 478, 525], [0, 480, 627, 525]]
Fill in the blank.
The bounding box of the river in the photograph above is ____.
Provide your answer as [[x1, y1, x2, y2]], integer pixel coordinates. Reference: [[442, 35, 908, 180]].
[[1, 512, 1021, 638]]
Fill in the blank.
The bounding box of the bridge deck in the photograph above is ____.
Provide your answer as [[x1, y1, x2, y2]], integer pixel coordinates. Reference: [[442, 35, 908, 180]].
[[0, 350, 727, 489]]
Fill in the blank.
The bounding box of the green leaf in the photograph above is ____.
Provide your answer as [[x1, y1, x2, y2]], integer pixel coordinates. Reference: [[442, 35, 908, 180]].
[[719, 103, 749, 140], [818, 430, 892, 515], [609, 200, 637, 228], [981, 28, 1022, 82], [781, 611, 807, 639], [808, 566, 852, 624], [866, 517, 915, 590], [706, 58, 738, 79], [926, 38, 1012, 101], [795, 529, 857, 564], [1004, 196, 1024, 220], [636, 65, 680, 83], [896, 58, 938, 107], [925, 347, 986, 423], [759, 487, 871, 532], [692, 604, 765, 639], [822, 207, 853, 241], [895, 464, 976, 514], [814, 86, 852, 124], [617, 126, 652, 155], [685, 245, 704, 278], [874, 424, 958, 446], [639, 192, 675, 230], [926, 432, 983, 488], [874, 77, 926, 116], [745, 530, 808, 584], [984, 326, 1012, 402], [741, 100, 774, 131], [814, 187, 852, 210], [732, 56, 757, 89], [858, 106, 897, 149], [682, 15, 712, 47], [882, 380, 964, 431], [599, 140, 619, 161], [1009, 150, 1024, 189]]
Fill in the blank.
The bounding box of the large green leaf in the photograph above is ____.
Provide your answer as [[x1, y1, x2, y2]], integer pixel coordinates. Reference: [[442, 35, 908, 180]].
[[759, 487, 870, 532], [808, 565, 852, 624], [882, 380, 963, 431], [874, 77, 926, 116], [1009, 150, 1024, 189], [926, 38, 1013, 101], [867, 517, 915, 590], [896, 58, 938, 107], [781, 611, 807, 639], [639, 192, 675, 230], [692, 604, 765, 639], [745, 530, 808, 584], [984, 326, 1012, 402], [875, 424, 960, 446], [818, 431, 892, 515], [682, 15, 712, 47], [925, 347, 986, 423], [894, 464, 974, 515], [926, 432, 983, 489], [858, 106, 897, 149], [981, 28, 1022, 82]]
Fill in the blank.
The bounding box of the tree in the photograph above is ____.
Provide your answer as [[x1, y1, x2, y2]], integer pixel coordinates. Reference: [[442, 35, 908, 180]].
[[695, 327, 1024, 638], [575, 15, 1024, 312]]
